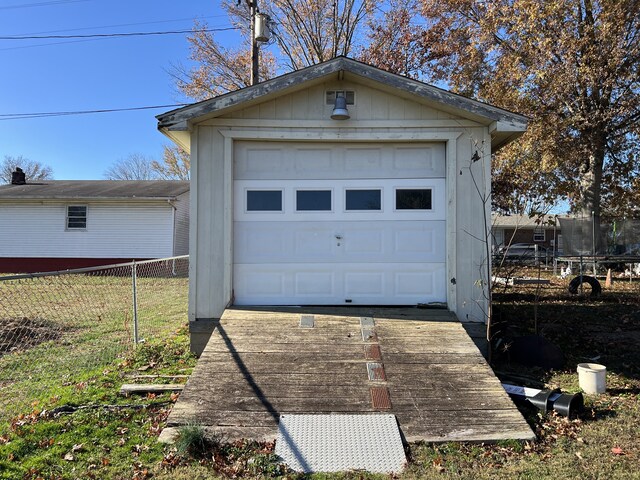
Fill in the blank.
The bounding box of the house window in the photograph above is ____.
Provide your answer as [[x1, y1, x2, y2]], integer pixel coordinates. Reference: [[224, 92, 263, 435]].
[[345, 189, 381, 211], [246, 190, 282, 211], [296, 190, 332, 211], [533, 229, 545, 242], [395, 188, 432, 210], [66, 205, 87, 229]]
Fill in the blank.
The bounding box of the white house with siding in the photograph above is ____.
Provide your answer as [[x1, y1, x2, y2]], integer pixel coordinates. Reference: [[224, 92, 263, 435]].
[[156, 57, 527, 353], [0, 179, 189, 273]]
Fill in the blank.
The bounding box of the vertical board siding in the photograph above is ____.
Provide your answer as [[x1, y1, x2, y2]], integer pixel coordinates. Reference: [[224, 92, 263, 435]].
[[0, 203, 174, 258], [173, 191, 190, 255], [193, 126, 227, 319], [454, 127, 490, 323], [217, 81, 449, 122]]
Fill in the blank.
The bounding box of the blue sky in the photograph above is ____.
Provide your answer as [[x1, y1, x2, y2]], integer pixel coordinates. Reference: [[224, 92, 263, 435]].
[[0, 0, 236, 179]]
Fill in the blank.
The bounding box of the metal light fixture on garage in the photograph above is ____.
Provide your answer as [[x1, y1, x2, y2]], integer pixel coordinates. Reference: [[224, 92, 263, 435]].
[[331, 94, 350, 120]]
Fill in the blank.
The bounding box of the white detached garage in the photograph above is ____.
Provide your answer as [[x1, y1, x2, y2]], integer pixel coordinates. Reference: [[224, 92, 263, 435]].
[[157, 57, 527, 353], [233, 141, 447, 306]]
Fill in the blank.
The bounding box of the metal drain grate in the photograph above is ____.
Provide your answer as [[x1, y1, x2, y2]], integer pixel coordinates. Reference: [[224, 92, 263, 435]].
[[361, 328, 377, 342], [275, 414, 406, 473], [370, 386, 392, 410], [364, 344, 382, 360], [300, 315, 315, 328], [360, 317, 374, 327], [360, 317, 376, 341], [367, 362, 386, 381]]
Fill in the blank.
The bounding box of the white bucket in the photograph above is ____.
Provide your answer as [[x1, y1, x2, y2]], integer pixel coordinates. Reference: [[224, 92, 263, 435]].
[[577, 363, 606, 394]]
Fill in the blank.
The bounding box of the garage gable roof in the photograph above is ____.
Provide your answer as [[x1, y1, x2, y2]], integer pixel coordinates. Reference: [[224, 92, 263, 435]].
[[157, 56, 528, 149]]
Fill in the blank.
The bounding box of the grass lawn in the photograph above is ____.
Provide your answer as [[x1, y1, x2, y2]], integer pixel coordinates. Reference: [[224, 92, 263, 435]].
[[0, 269, 638, 479], [0, 272, 188, 420]]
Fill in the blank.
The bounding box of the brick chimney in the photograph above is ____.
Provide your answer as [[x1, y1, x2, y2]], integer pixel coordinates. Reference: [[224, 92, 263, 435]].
[[11, 167, 26, 185]]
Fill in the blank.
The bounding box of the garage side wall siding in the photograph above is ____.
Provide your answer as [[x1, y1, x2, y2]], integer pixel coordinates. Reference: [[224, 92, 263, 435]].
[[0, 203, 175, 259], [190, 126, 231, 323], [189, 82, 492, 332], [454, 127, 492, 323], [173, 191, 190, 256]]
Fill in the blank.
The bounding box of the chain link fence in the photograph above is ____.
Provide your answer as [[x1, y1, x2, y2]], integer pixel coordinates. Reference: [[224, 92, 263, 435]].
[[0, 256, 188, 422]]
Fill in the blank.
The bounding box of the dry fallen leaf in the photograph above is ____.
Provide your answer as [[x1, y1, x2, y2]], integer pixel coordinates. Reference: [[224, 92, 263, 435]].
[[64, 453, 75, 462], [611, 447, 625, 455]]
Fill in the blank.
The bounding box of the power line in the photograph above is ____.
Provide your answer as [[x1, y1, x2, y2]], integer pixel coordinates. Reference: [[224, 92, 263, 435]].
[[0, 104, 188, 121], [0, 27, 238, 41], [15, 14, 228, 36], [0, 0, 90, 10], [0, 37, 105, 52]]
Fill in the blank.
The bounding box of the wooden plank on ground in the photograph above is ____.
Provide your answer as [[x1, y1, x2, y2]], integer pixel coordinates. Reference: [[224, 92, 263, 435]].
[[205, 334, 365, 344], [178, 372, 370, 387], [169, 411, 281, 428], [381, 353, 486, 364], [383, 363, 494, 376], [401, 423, 536, 443], [191, 396, 373, 413], [200, 360, 370, 375], [120, 383, 184, 394], [200, 351, 367, 362], [384, 372, 502, 384], [200, 343, 377, 354]]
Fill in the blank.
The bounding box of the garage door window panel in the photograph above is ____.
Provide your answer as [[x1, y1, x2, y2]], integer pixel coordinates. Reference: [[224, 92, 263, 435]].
[[246, 190, 283, 212], [296, 190, 332, 212], [395, 189, 432, 210], [345, 189, 382, 211]]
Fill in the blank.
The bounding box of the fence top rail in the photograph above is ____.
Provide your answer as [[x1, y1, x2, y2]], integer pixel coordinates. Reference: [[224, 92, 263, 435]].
[[556, 255, 640, 263], [0, 255, 189, 281]]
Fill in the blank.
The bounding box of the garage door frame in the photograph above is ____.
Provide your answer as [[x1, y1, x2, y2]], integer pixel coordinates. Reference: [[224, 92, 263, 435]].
[[218, 129, 461, 311]]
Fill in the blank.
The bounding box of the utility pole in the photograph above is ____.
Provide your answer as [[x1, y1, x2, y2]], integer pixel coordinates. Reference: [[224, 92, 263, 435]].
[[247, 0, 259, 85], [240, 0, 269, 85]]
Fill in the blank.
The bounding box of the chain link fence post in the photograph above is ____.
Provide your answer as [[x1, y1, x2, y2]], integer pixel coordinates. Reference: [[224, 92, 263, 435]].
[[132, 260, 139, 345]]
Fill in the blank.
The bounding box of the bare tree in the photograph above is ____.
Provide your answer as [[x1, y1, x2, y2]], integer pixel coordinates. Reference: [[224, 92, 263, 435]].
[[264, 0, 373, 71], [151, 146, 190, 180], [1, 155, 53, 184], [103, 154, 159, 181], [172, 0, 372, 100]]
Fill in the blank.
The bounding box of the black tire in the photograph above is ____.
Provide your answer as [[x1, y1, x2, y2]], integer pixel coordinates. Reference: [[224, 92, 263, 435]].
[[568, 275, 602, 296]]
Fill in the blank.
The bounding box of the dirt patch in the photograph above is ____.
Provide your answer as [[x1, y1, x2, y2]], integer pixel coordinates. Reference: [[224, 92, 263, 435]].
[[0, 317, 61, 356], [492, 271, 640, 380]]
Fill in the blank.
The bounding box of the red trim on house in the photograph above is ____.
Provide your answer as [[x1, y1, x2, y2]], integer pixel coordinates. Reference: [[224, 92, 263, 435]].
[[0, 258, 152, 274]]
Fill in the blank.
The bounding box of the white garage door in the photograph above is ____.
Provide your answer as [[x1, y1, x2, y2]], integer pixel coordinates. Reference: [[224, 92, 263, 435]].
[[233, 142, 447, 306]]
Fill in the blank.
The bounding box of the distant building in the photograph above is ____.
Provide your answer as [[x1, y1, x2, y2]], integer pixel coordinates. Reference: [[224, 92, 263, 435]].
[[0, 176, 189, 273], [491, 214, 562, 252]]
